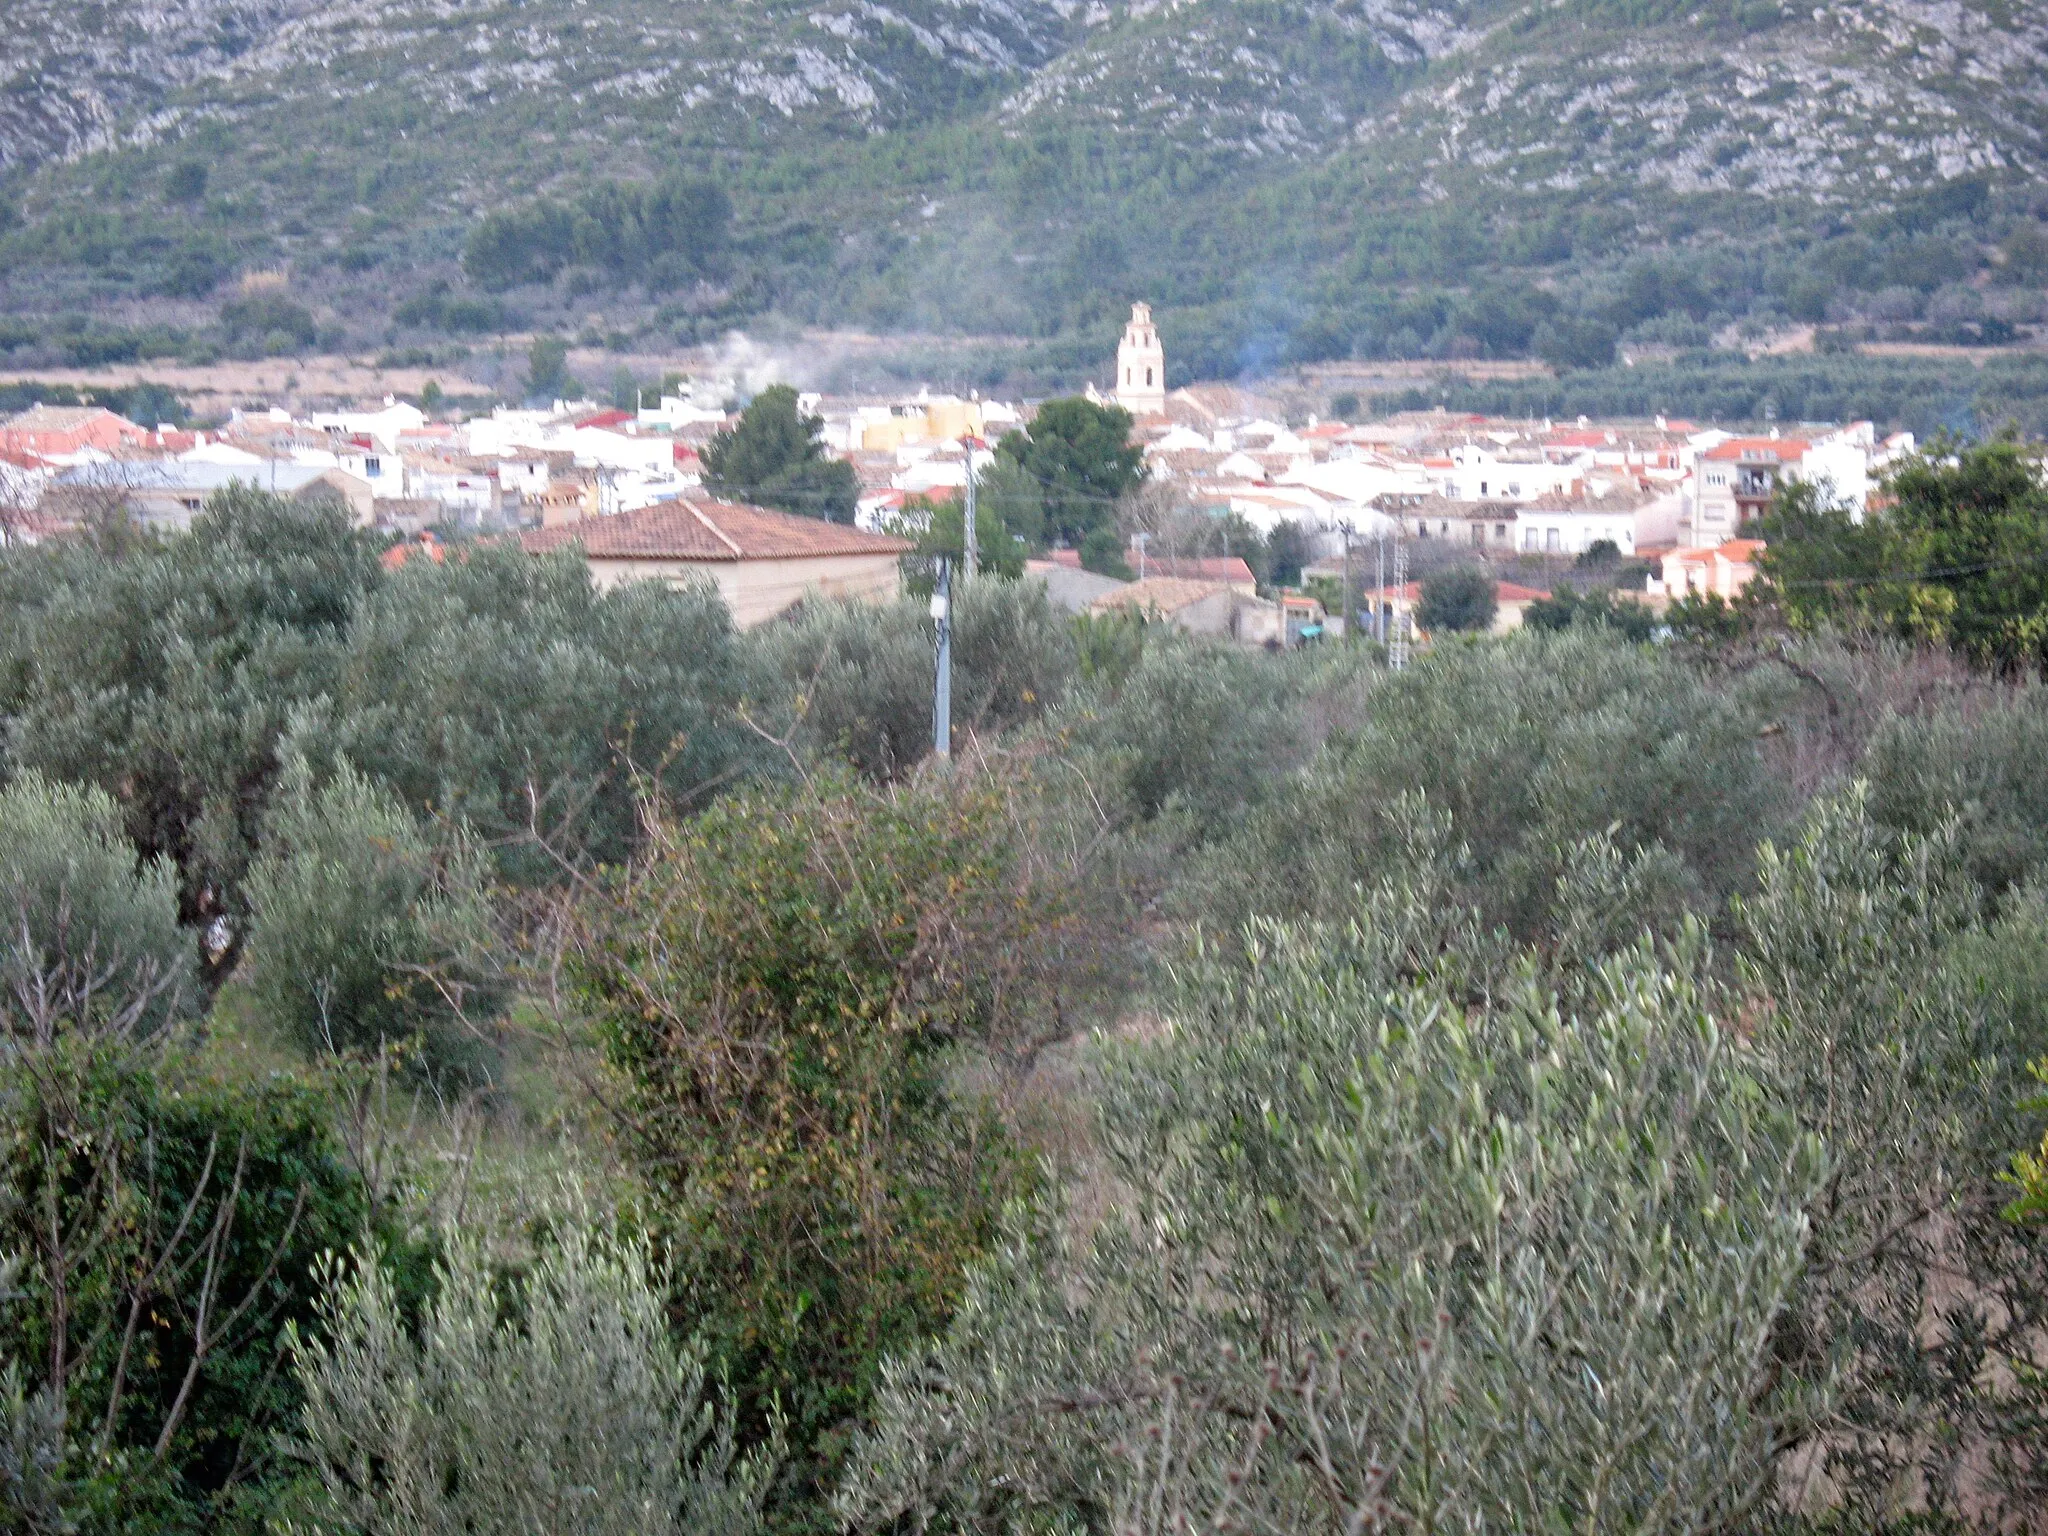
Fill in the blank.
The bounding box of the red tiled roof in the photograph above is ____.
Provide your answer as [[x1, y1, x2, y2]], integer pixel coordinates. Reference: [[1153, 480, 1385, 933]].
[[1091, 577, 1234, 614], [382, 532, 449, 571], [575, 409, 635, 429], [1138, 553, 1257, 585], [1703, 437, 1810, 462], [519, 498, 913, 562]]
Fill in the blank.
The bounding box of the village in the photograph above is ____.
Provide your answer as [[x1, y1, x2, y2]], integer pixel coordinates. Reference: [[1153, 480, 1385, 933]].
[[0, 303, 1915, 644]]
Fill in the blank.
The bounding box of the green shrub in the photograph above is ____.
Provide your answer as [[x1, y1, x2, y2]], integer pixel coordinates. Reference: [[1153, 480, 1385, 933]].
[[1415, 564, 1496, 633], [1522, 584, 1657, 640], [842, 821, 1821, 1535], [287, 1200, 774, 1536], [0, 771, 192, 1040], [218, 293, 318, 354], [0, 1039, 380, 1532], [1064, 632, 1307, 835], [309, 543, 755, 882], [0, 487, 382, 965], [241, 760, 501, 1072], [1864, 679, 2048, 894], [1185, 630, 1793, 939], [570, 764, 1118, 1520], [745, 581, 1075, 780], [1736, 786, 2048, 1523]]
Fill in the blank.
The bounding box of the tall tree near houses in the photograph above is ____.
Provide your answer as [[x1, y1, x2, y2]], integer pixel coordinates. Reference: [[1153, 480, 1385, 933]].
[[995, 397, 1144, 555], [703, 384, 859, 524]]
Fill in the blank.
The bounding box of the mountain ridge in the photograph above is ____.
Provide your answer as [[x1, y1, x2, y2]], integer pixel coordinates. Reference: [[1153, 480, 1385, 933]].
[[0, 0, 2043, 386]]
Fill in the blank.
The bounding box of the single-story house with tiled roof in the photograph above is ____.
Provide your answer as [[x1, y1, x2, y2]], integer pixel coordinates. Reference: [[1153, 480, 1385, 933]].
[[1090, 576, 1247, 640], [1, 405, 150, 457], [50, 459, 374, 530], [520, 496, 912, 627]]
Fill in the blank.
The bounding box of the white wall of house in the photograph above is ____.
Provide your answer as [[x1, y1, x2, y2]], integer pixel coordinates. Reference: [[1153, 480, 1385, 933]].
[[1432, 448, 1584, 502], [336, 447, 406, 499], [1514, 507, 1641, 556]]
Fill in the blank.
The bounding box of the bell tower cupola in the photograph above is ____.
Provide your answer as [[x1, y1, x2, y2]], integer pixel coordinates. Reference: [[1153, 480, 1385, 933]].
[[1114, 302, 1166, 417]]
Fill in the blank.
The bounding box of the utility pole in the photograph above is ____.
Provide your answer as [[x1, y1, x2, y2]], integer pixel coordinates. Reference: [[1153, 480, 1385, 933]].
[[1341, 521, 1355, 644], [1375, 530, 1386, 645], [931, 556, 952, 759], [1390, 531, 1410, 672], [961, 440, 979, 585]]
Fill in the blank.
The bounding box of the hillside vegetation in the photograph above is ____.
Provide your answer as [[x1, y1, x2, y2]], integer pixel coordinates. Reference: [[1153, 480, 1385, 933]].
[[1, 457, 2047, 1530], [0, 0, 2044, 401]]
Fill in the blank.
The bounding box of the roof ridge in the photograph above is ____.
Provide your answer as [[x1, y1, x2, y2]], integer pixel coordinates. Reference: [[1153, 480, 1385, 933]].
[[685, 498, 745, 557]]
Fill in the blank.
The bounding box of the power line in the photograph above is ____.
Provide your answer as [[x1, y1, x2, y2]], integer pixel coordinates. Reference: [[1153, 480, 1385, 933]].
[[1765, 544, 2048, 590]]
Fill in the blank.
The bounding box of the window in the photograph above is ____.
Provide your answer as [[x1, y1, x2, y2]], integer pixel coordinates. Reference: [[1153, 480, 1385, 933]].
[[1545, 529, 1560, 553], [1439, 521, 1450, 536], [1524, 528, 1538, 552], [1471, 524, 1484, 547], [1479, 481, 1488, 496], [1495, 523, 1507, 540], [364, 456, 381, 475], [1125, 368, 1132, 385], [1146, 367, 1154, 386]]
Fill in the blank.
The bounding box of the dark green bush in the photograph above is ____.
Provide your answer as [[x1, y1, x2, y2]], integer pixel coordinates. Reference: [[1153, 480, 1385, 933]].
[[0, 1039, 387, 1533], [218, 293, 317, 353], [1416, 564, 1496, 632]]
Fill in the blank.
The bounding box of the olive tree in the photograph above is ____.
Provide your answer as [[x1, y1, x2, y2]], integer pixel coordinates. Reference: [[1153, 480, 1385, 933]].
[[287, 1202, 773, 1536], [1738, 786, 2048, 1523], [0, 771, 191, 1043], [840, 814, 1822, 1535], [241, 759, 501, 1071]]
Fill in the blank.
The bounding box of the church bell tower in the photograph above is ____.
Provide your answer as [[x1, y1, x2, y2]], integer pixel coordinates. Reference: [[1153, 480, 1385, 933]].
[[1115, 302, 1166, 417]]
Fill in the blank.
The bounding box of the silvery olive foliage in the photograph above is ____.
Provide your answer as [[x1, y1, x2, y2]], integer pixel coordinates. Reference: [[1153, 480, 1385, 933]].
[[0, 771, 192, 1045], [1738, 785, 2048, 1523], [840, 806, 1825, 1536], [285, 1202, 775, 1536]]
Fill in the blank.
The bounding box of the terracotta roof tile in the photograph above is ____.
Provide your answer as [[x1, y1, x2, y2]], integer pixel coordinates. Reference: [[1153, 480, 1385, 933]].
[[519, 498, 912, 562], [1091, 576, 1234, 614]]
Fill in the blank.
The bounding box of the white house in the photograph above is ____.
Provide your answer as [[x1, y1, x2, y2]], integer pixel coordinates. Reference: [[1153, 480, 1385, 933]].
[[333, 440, 407, 499], [310, 398, 427, 452], [403, 455, 500, 522], [1426, 445, 1585, 503]]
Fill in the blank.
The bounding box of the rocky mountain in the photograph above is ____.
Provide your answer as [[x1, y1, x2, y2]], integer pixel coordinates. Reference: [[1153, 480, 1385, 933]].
[[1362, 0, 2047, 203], [0, 0, 330, 171], [0, 0, 2043, 380]]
